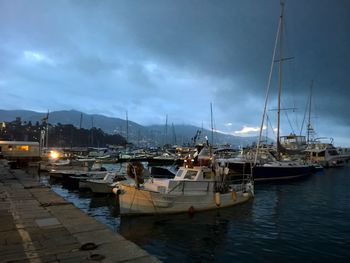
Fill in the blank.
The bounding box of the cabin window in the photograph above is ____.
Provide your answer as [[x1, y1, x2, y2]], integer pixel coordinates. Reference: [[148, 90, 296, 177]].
[[157, 186, 166, 193], [16, 145, 29, 151], [328, 150, 338, 156], [318, 151, 325, 157], [203, 172, 212, 179], [184, 170, 197, 180], [176, 170, 184, 178]]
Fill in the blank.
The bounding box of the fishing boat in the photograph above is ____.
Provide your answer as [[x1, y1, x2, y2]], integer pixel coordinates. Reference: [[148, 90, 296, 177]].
[[252, 0, 314, 182], [113, 147, 254, 216]]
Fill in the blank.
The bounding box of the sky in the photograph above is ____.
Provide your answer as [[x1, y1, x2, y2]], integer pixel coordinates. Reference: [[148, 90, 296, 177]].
[[1, 0, 350, 146]]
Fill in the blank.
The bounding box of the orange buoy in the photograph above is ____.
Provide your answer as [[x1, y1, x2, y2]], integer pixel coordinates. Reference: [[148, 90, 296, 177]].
[[232, 191, 237, 201], [215, 192, 221, 207]]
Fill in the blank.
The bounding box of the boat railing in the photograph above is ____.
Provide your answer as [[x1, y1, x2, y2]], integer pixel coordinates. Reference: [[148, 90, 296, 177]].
[[167, 178, 249, 194]]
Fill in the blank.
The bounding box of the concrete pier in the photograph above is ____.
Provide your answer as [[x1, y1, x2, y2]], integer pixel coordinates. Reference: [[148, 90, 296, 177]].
[[0, 161, 160, 263]]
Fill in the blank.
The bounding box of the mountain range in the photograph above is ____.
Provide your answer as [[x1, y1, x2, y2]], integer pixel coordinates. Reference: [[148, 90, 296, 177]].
[[0, 109, 258, 147]]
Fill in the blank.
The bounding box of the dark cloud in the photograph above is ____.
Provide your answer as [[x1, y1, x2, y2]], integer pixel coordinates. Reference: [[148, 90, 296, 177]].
[[0, 0, 349, 145]]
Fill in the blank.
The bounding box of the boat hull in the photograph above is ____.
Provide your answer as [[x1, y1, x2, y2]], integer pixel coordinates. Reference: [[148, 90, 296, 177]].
[[117, 183, 252, 216], [253, 165, 313, 182], [86, 181, 114, 194]]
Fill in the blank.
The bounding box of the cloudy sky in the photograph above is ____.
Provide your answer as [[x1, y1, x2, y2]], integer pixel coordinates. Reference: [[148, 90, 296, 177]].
[[1, 0, 349, 146]]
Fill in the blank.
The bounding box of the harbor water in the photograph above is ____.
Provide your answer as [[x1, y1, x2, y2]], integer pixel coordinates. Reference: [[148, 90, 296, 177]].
[[43, 165, 350, 262]]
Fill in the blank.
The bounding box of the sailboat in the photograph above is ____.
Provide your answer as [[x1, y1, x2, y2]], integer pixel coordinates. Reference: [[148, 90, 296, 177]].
[[252, 0, 314, 182]]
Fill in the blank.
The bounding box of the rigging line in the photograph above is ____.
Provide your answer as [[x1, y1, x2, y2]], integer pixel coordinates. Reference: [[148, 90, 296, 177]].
[[300, 91, 310, 136], [284, 109, 295, 134], [284, 13, 298, 133], [267, 114, 276, 139], [280, 97, 295, 133], [280, 3, 300, 134]]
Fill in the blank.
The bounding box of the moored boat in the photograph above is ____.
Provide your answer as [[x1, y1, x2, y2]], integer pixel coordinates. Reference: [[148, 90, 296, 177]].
[[85, 172, 126, 194], [253, 161, 313, 182], [113, 147, 254, 216], [305, 138, 350, 167], [252, 0, 315, 182]]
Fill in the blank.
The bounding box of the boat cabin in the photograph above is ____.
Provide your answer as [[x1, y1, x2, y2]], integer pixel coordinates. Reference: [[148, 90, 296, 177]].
[[280, 134, 307, 151], [305, 142, 346, 167], [174, 166, 214, 181], [143, 166, 215, 194]]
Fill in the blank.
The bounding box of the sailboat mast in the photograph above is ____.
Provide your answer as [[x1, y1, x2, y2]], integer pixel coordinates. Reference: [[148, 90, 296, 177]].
[[276, 0, 285, 160], [164, 114, 168, 147], [253, 2, 282, 165], [172, 122, 177, 145], [126, 111, 129, 144], [79, 113, 83, 129], [90, 116, 94, 146], [210, 102, 214, 147], [45, 110, 49, 149], [307, 80, 314, 143]]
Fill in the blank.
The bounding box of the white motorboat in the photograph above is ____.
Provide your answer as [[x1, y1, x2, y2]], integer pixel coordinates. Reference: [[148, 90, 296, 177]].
[[72, 172, 109, 189], [113, 156, 254, 216], [86, 172, 126, 194]]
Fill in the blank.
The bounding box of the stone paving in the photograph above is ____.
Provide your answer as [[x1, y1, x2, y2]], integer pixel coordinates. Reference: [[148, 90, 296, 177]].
[[0, 160, 160, 263]]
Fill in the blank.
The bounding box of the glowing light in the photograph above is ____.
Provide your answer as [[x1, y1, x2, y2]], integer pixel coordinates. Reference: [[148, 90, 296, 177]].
[[17, 145, 29, 151], [49, 150, 60, 159]]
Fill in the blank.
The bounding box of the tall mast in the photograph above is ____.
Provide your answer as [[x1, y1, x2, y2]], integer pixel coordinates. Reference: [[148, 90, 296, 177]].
[[46, 110, 49, 148], [276, 0, 285, 160], [172, 122, 177, 145], [210, 102, 214, 147], [79, 113, 83, 129], [90, 116, 94, 146], [126, 111, 129, 144], [307, 80, 314, 143], [164, 114, 168, 147], [254, 0, 283, 165]]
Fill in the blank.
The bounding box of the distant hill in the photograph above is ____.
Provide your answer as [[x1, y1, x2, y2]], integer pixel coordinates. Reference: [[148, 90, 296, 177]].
[[0, 109, 258, 147]]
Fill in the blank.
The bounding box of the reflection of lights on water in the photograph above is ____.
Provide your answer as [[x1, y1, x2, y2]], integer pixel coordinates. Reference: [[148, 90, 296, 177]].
[[49, 150, 60, 159]]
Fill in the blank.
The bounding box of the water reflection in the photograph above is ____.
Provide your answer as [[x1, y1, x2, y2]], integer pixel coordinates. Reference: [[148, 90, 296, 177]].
[[35, 165, 350, 262], [118, 201, 255, 262]]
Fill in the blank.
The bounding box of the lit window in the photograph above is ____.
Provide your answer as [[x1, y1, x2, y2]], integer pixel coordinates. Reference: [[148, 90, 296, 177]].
[[16, 146, 29, 151]]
